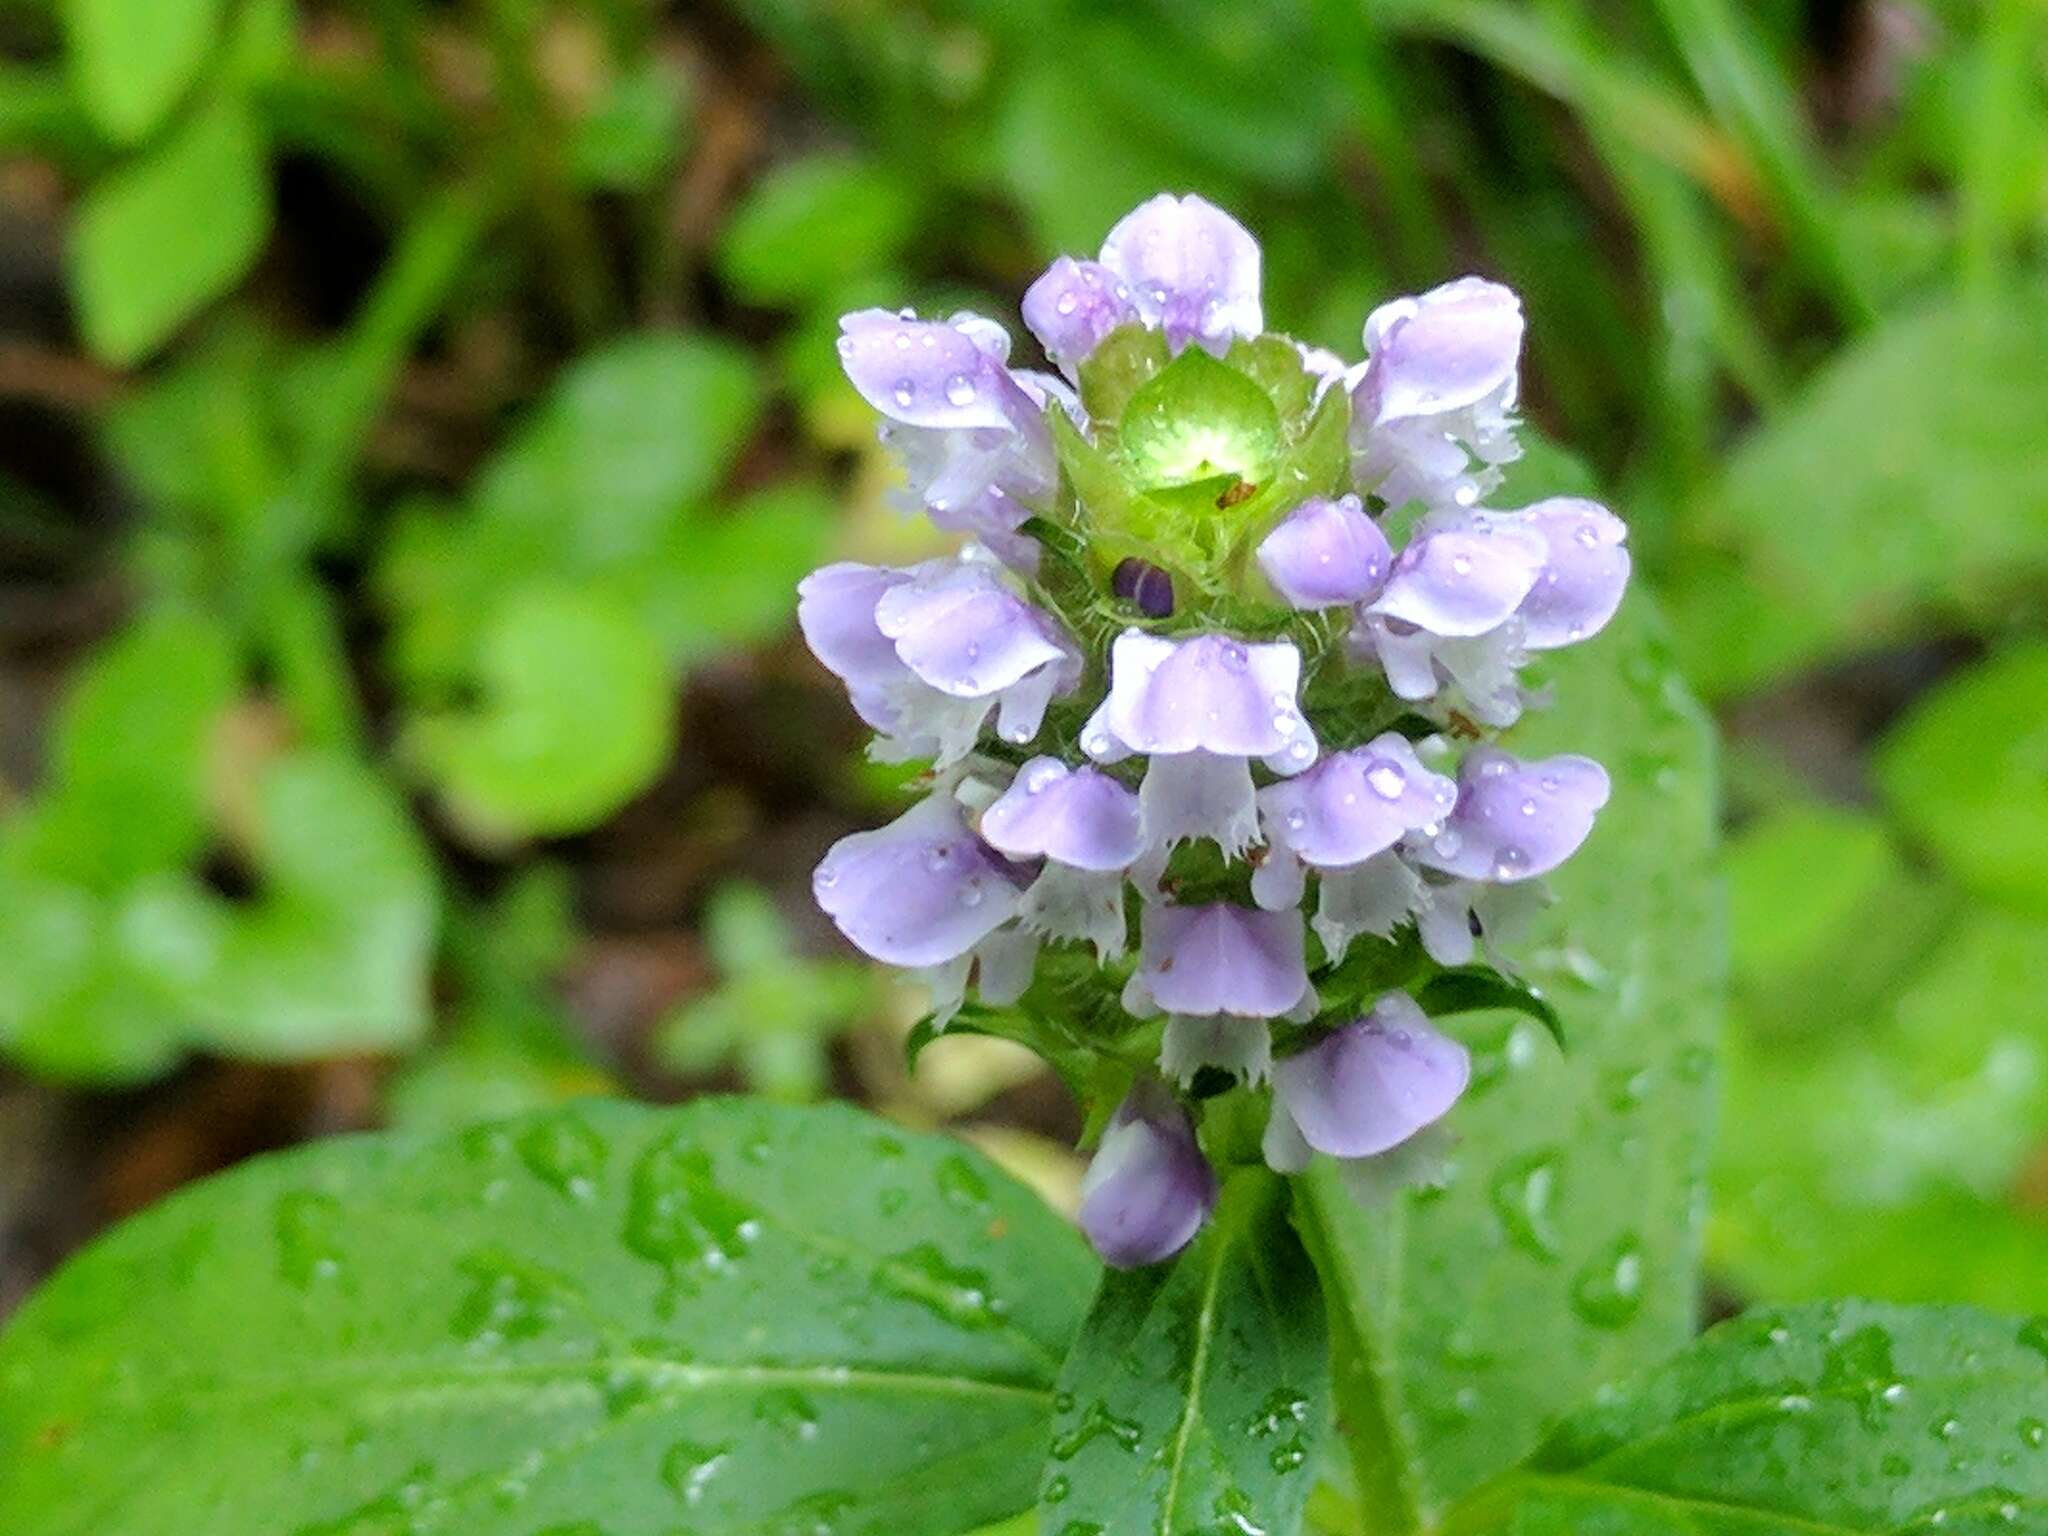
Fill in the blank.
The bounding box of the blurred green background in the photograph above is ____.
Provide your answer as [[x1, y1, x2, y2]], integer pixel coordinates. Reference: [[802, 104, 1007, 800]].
[[0, 0, 2043, 1323]]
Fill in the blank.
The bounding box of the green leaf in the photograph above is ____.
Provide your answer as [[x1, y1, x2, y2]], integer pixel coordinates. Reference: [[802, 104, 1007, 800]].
[[997, 62, 1196, 257], [568, 58, 690, 191], [472, 335, 764, 571], [0, 1098, 1098, 1535], [1441, 1301, 2048, 1534], [1875, 644, 2048, 916], [178, 751, 440, 1058], [61, 0, 226, 143], [410, 584, 676, 840], [1712, 904, 2048, 1314], [1301, 593, 1723, 1530], [1040, 1169, 1329, 1536], [5, 610, 238, 892], [1669, 292, 2048, 694], [718, 153, 920, 305], [638, 482, 834, 665], [70, 93, 270, 365], [1725, 804, 1904, 987]]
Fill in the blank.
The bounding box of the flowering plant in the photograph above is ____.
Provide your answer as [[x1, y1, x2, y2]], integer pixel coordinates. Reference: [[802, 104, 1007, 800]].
[[804, 194, 1630, 1270]]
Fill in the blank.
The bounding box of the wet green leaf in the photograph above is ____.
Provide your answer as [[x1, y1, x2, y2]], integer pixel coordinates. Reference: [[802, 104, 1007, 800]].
[[0, 1099, 1097, 1535], [1441, 1301, 2048, 1533], [1302, 592, 1722, 1531], [1040, 1168, 1329, 1536]]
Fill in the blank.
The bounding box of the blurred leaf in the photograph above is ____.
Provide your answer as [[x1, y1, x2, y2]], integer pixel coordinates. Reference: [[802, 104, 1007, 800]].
[[0, 1099, 1097, 1535], [409, 584, 675, 840], [1069, 9, 1339, 187], [997, 60, 1196, 256], [657, 883, 875, 1102], [1721, 801, 1955, 1042], [0, 869, 211, 1082], [568, 57, 690, 191], [638, 483, 834, 665], [1875, 644, 2048, 916], [6, 610, 238, 892], [1042, 1169, 1329, 1536], [473, 335, 764, 567], [1441, 1301, 2048, 1533], [382, 1023, 614, 1135], [60, 0, 226, 143], [382, 335, 766, 689], [1302, 592, 1722, 1530], [70, 93, 270, 365], [1670, 293, 2048, 694], [719, 153, 920, 306], [1725, 803, 1904, 986], [1713, 904, 2048, 1313], [179, 752, 439, 1059]]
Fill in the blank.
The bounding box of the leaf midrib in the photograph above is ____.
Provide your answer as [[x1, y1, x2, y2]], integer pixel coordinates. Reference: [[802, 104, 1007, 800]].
[[45, 1351, 1055, 1425]]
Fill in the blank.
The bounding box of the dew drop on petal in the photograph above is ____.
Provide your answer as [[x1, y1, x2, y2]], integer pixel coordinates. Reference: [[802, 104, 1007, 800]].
[[1366, 762, 1406, 800], [944, 374, 977, 407], [892, 381, 915, 408]]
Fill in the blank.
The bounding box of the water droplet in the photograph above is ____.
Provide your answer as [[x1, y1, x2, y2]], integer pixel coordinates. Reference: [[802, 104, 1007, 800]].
[[275, 1192, 346, 1289], [874, 1244, 1009, 1331], [1492, 846, 1528, 880], [1366, 762, 1406, 799], [2019, 1417, 2046, 1448], [1050, 1399, 1143, 1460], [944, 374, 977, 407], [1055, 292, 1078, 316], [755, 1386, 821, 1441], [660, 1439, 732, 1506], [1489, 1151, 1563, 1261], [935, 1155, 991, 1210], [623, 1135, 760, 1286], [2018, 1316, 2048, 1361], [1575, 523, 1599, 548], [1043, 1474, 1071, 1504], [1433, 829, 1463, 859], [1519, 798, 1537, 817], [1450, 555, 1472, 576], [1569, 1235, 1644, 1329], [517, 1115, 606, 1203], [891, 381, 915, 408], [452, 1249, 572, 1346]]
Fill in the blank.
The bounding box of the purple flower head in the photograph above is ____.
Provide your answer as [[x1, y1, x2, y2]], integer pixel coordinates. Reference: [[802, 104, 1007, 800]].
[[1512, 497, 1632, 649], [837, 309, 1056, 567], [1409, 747, 1610, 884], [1126, 902, 1312, 1022], [813, 793, 1031, 967], [1251, 734, 1456, 913], [1022, 194, 1262, 374], [1356, 501, 1631, 725], [1367, 513, 1548, 638], [1264, 994, 1470, 1172], [1352, 277, 1524, 509], [1082, 631, 1316, 769], [1256, 495, 1393, 610], [980, 758, 1144, 872], [797, 555, 1080, 764], [1078, 1080, 1218, 1268]]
